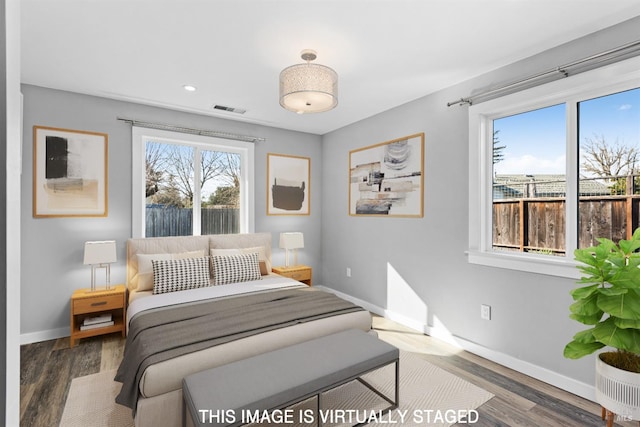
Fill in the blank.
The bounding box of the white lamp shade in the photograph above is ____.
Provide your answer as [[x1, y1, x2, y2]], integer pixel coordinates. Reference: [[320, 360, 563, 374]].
[[279, 63, 338, 114], [83, 240, 117, 265], [279, 232, 304, 250]]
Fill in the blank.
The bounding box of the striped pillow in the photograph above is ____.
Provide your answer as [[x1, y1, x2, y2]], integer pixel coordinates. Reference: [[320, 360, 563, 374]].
[[152, 257, 210, 294], [211, 252, 262, 285]]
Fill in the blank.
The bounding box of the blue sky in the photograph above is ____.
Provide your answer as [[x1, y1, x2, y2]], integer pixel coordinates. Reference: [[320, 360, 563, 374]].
[[493, 87, 640, 175]]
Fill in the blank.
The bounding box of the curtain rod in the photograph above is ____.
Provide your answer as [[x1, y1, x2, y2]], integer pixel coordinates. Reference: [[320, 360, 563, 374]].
[[447, 39, 640, 107], [116, 117, 266, 143]]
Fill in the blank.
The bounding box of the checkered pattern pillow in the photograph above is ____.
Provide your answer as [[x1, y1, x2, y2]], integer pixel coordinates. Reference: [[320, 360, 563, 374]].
[[152, 257, 210, 294], [211, 252, 261, 286]]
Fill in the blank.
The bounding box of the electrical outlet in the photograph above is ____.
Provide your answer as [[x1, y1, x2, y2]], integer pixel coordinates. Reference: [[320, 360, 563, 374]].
[[346, 267, 351, 277], [481, 304, 491, 320]]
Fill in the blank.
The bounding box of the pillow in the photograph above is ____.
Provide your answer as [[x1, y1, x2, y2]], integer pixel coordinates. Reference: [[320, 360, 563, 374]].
[[137, 253, 172, 291], [152, 256, 210, 294], [136, 250, 206, 291], [173, 250, 206, 260], [211, 252, 261, 286], [210, 246, 271, 275]]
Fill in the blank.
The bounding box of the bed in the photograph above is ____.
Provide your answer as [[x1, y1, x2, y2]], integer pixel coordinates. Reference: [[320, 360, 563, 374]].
[[114, 233, 372, 427]]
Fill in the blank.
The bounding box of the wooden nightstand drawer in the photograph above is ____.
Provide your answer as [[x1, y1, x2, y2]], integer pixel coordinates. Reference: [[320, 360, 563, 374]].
[[285, 269, 311, 282], [73, 293, 122, 315], [272, 265, 312, 286]]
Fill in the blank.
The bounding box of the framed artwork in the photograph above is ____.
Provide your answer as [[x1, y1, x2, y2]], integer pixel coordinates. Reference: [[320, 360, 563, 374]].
[[33, 126, 108, 217], [267, 153, 310, 215], [349, 133, 424, 217]]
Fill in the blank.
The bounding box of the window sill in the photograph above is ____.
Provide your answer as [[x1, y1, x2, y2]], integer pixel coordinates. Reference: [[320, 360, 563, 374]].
[[466, 250, 580, 279]]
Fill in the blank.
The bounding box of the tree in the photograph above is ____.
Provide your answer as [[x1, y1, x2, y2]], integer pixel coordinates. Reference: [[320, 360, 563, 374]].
[[145, 142, 168, 197], [493, 130, 505, 164], [145, 142, 240, 207], [581, 134, 639, 178], [205, 152, 241, 207], [164, 146, 226, 207], [206, 186, 239, 207], [581, 134, 639, 195], [152, 175, 185, 207], [217, 152, 241, 189]]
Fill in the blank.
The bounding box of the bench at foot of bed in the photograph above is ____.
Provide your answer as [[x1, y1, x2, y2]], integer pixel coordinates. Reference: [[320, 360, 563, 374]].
[[182, 329, 399, 427]]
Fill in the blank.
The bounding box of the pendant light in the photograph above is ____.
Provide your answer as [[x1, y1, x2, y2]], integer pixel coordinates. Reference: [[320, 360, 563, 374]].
[[279, 49, 338, 114]]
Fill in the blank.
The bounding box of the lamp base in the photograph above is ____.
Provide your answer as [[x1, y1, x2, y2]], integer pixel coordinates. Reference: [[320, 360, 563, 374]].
[[90, 264, 112, 292], [85, 286, 111, 294], [284, 248, 300, 268]]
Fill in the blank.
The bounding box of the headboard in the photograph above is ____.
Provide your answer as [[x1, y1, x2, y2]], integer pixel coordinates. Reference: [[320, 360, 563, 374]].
[[126, 233, 273, 298]]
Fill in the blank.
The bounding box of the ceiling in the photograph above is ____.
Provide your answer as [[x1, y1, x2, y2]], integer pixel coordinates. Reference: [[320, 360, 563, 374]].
[[21, 0, 640, 135]]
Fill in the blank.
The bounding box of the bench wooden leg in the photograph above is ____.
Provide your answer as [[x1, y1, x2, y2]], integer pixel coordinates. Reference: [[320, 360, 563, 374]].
[[601, 406, 614, 427]]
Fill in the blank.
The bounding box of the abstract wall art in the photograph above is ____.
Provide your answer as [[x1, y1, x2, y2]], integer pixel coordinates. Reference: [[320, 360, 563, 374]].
[[349, 133, 424, 217], [267, 153, 310, 215], [33, 126, 108, 217]]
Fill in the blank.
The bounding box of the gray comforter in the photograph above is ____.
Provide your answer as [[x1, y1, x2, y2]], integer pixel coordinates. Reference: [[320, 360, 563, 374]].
[[114, 288, 365, 414]]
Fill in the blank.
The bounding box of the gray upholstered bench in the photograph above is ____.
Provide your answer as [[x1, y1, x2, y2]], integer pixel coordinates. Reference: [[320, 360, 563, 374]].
[[182, 328, 399, 427]]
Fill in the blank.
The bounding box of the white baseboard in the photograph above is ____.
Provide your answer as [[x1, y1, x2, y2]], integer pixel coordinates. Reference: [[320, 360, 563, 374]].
[[20, 327, 69, 345], [316, 285, 596, 402]]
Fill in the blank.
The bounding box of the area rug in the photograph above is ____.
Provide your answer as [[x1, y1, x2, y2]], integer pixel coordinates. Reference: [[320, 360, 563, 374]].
[[59, 369, 133, 427], [60, 351, 493, 427]]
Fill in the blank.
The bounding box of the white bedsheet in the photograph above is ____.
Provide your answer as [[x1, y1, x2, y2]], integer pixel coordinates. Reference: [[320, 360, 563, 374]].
[[126, 275, 306, 326]]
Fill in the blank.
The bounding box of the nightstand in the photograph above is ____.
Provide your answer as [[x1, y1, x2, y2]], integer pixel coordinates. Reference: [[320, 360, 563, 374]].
[[272, 265, 312, 286], [70, 284, 126, 348]]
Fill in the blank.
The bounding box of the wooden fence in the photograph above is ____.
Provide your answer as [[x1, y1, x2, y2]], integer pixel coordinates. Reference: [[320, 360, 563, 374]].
[[493, 195, 640, 254], [145, 206, 239, 237]]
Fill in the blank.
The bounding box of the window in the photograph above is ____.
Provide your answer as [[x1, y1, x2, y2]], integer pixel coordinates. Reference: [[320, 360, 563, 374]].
[[132, 127, 254, 237], [469, 56, 640, 277], [492, 104, 567, 255], [578, 89, 640, 247]]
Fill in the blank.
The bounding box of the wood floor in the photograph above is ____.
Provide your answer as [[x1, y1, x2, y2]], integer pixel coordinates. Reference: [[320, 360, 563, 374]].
[[19, 315, 633, 427], [20, 333, 125, 427]]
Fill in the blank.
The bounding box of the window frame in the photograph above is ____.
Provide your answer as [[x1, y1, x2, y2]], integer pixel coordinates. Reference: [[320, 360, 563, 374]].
[[468, 55, 640, 278], [132, 127, 255, 238]]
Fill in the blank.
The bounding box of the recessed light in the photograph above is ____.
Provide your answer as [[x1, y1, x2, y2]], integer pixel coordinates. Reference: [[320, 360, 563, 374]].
[[183, 85, 197, 92]]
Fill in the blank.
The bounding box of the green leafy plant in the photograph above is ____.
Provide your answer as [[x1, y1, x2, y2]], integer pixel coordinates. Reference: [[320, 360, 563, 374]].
[[564, 228, 640, 372]]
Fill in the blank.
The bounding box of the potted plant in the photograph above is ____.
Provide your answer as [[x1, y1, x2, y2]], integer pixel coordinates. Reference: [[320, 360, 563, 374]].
[[564, 228, 640, 423]]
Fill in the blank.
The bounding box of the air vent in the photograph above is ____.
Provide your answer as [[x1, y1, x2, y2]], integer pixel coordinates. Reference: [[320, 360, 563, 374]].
[[213, 104, 247, 114]]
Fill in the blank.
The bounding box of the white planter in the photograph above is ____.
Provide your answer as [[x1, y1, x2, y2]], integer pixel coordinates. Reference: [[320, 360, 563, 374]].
[[595, 353, 640, 420]]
